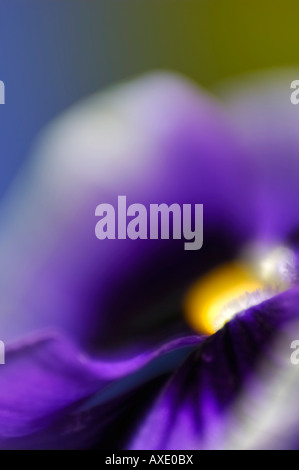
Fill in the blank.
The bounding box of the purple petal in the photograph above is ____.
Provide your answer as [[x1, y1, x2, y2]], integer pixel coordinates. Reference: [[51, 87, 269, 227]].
[[219, 69, 299, 242], [0, 73, 253, 346], [0, 331, 200, 441], [129, 287, 299, 450]]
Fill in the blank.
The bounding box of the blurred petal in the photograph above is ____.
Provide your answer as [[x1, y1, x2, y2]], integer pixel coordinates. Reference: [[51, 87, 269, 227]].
[[0, 331, 199, 442], [218, 69, 299, 242], [0, 374, 170, 450], [226, 328, 299, 450], [0, 72, 252, 346]]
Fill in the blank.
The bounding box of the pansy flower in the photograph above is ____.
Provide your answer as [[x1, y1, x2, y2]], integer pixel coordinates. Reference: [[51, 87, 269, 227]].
[[0, 71, 299, 449]]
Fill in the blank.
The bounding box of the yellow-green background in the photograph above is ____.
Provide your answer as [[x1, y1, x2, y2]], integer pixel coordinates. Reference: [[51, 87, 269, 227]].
[[106, 0, 299, 86]]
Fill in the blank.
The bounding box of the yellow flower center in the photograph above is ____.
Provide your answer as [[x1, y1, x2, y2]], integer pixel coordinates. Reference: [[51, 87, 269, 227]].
[[184, 245, 295, 334]]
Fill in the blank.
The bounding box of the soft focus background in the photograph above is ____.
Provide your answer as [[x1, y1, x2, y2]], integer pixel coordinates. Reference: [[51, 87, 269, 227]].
[[1, 0, 299, 450], [2, 0, 299, 349], [1, 0, 299, 196]]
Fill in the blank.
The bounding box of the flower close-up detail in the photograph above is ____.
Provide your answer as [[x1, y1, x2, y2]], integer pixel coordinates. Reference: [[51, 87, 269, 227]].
[[1, 68, 299, 449]]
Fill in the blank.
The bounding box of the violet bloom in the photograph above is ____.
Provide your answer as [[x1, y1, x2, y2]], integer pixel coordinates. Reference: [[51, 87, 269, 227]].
[[0, 71, 299, 449]]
